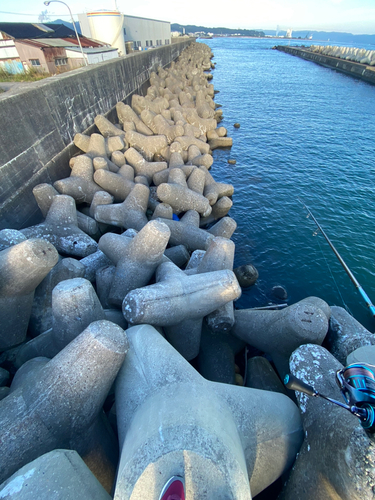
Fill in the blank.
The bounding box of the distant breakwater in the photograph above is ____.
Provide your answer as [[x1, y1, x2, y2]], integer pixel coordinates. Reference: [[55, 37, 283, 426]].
[[275, 45, 375, 86]]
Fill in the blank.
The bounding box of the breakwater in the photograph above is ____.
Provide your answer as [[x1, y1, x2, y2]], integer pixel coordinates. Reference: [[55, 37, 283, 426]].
[[0, 39, 374, 499], [276, 45, 375, 85], [0, 40, 192, 230]]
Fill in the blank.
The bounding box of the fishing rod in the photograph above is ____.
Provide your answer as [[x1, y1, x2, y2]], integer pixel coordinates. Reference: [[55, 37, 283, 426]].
[[298, 198, 375, 317], [284, 363, 375, 432]]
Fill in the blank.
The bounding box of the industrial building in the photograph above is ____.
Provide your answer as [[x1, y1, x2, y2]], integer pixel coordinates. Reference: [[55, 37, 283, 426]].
[[78, 11, 171, 56], [0, 22, 118, 73]]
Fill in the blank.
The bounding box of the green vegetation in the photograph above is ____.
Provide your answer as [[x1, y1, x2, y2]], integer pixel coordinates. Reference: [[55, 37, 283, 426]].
[[0, 67, 50, 83], [171, 23, 265, 37]]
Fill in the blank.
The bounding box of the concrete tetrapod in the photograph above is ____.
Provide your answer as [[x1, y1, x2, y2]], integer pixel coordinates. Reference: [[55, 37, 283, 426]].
[[29, 257, 85, 337], [279, 344, 375, 500], [106, 220, 171, 307], [21, 195, 98, 258], [16, 277, 108, 365], [0, 449, 111, 500], [8, 356, 120, 493], [155, 217, 214, 252], [196, 237, 236, 332], [53, 155, 102, 204], [95, 184, 149, 230], [157, 183, 212, 217], [231, 297, 330, 379], [325, 305, 375, 364], [114, 324, 303, 499], [124, 147, 167, 182], [0, 320, 128, 485], [125, 131, 168, 162], [122, 261, 241, 360], [0, 238, 59, 351]]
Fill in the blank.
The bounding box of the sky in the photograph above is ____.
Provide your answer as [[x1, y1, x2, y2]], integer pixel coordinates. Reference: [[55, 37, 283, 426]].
[[1, 0, 375, 34]]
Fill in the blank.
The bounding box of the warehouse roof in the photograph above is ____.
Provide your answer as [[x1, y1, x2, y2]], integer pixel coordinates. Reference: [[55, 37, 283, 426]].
[[0, 23, 79, 40]]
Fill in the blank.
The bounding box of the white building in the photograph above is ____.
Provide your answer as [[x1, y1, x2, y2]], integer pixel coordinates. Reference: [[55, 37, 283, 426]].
[[78, 11, 171, 56]]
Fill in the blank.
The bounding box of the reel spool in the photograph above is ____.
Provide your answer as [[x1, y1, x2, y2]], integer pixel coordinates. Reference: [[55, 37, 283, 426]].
[[284, 363, 375, 432]]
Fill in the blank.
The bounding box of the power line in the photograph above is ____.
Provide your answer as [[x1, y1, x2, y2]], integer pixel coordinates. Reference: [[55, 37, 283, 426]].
[[0, 10, 72, 17]]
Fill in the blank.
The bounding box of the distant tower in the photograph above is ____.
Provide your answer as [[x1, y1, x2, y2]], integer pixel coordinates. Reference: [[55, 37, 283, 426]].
[[276, 25, 280, 37], [286, 28, 293, 38]]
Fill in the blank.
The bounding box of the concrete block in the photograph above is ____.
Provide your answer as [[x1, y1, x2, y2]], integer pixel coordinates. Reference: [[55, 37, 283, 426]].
[[187, 166, 206, 194], [197, 237, 236, 333], [157, 183, 212, 217], [21, 195, 98, 257], [80, 249, 113, 282], [93, 169, 134, 202], [0, 449, 111, 499], [131, 94, 169, 115], [151, 202, 173, 220], [116, 102, 154, 136], [280, 344, 375, 500], [114, 324, 303, 499], [200, 166, 234, 205], [0, 238, 58, 351], [208, 216, 237, 239], [164, 244, 190, 267], [74, 133, 90, 152], [198, 324, 236, 384], [107, 220, 170, 307], [325, 306, 375, 364], [86, 133, 108, 158], [123, 261, 240, 358], [0, 320, 128, 485], [111, 150, 126, 167], [124, 147, 167, 182], [52, 277, 106, 351], [185, 108, 217, 133], [54, 155, 102, 204], [232, 298, 330, 378], [125, 131, 168, 162], [153, 114, 184, 144], [96, 266, 116, 309], [168, 167, 187, 187], [155, 218, 214, 252], [29, 257, 85, 337], [200, 196, 233, 226], [209, 137, 233, 150], [0, 229, 27, 251], [245, 356, 287, 394], [175, 135, 210, 154], [95, 184, 149, 230], [346, 345, 375, 366], [94, 114, 125, 138]]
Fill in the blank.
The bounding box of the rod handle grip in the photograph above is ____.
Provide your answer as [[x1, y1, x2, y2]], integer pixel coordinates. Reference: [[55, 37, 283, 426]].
[[284, 374, 317, 397]]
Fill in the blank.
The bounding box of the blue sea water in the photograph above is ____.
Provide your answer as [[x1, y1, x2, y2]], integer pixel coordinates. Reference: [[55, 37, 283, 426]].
[[202, 38, 375, 332]]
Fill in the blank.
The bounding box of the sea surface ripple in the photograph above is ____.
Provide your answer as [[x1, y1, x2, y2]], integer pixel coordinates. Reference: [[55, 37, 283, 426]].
[[203, 37, 375, 331]]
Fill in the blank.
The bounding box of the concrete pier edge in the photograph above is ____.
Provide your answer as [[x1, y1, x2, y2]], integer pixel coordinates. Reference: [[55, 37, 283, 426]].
[[275, 45, 375, 86]]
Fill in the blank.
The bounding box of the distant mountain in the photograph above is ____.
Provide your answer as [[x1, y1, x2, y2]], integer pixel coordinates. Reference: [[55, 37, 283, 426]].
[[172, 23, 375, 45], [50, 18, 82, 35], [171, 23, 265, 38]]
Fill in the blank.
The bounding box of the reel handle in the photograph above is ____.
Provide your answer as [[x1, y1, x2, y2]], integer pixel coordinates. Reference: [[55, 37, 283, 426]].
[[284, 374, 317, 397]]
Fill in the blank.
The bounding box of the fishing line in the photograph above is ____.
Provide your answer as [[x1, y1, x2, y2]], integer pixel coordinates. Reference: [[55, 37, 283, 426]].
[[314, 226, 353, 315], [298, 197, 375, 319]]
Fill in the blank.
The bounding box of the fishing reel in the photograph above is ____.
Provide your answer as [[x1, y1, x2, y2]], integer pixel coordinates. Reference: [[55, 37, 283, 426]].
[[284, 363, 375, 432]]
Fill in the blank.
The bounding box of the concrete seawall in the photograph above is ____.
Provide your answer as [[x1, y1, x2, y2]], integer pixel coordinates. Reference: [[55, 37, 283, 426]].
[[0, 40, 192, 230], [276, 45, 375, 86]]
